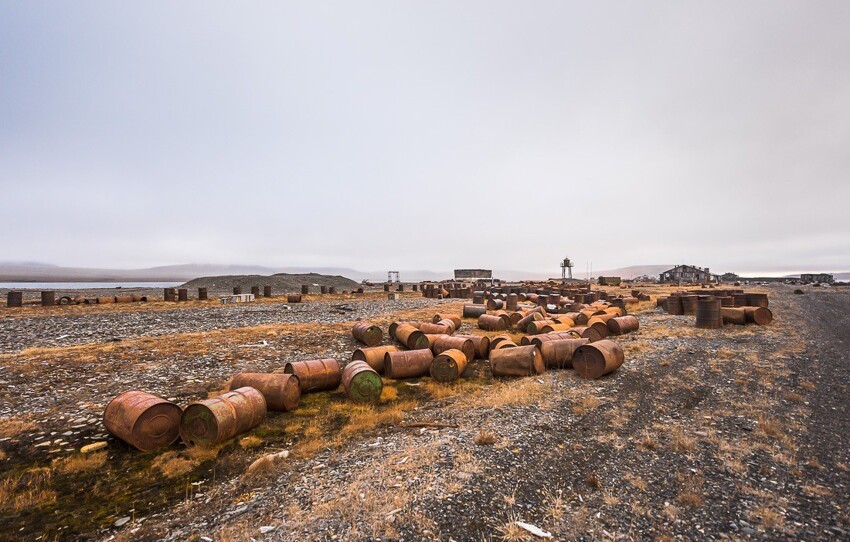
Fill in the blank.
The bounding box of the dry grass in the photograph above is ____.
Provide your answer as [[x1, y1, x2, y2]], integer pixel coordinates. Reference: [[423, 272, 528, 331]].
[[800, 380, 816, 391], [638, 430, 658, 451], [543, 487, 566, 521], [751, 505, 785, 530], [784, 392, 805, 404], [474, 429, 497, 446], [459, 378, 553, 409], [0, 468, 57, 513], [803, 484, 834, 497], [670, 427, 697, 453], [757, 416, 783, 439], [496, 514, 533, 542], [0, 418, 37, 439], [53, 451, 107, 474], [379, 385, 398, 401], [677, 491, 703, 507], [151, 451, 196, 478], [585, 473, 601, 488], [571, 395, 602, 415], [239, 436, 263, 449]]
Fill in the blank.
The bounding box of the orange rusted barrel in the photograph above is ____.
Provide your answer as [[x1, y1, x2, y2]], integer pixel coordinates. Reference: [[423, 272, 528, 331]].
[[180, 387, 266, 447], [516, 310, 545, 332], [696, 298, 723, 329], [541, 322, 576, 335], [607, 315, 639, 335], [342, 360, 383, 403], [423, 333, 447, 348], [96, 296, 116, 304], [746, 293, 769, 308], [573, 340, 624, 379], [395, 324, 429, 349], [463, 304, 487, 319], [478, 314, 506, 331], [352, 345, 400, 373], [287, 293, 302, 303], [527, 330, 581, 348], [486, 298, 504, 310], [131, 294, 148, 302], [178, 288, 189, 302], [436, 318, 458, 333], [283, 358, 341, 392], [198, 288, 208, 300], [525, 319, 558, 335], [540, 338, 590, 369], [588, 321, 610, 339], [40, 291, 55, 306], [489, 334, 516, 350], [433, 335, 474, 361], [744, 306, 773, 325], [103, 391, 182, 452], [433, 314, 462, 330], [505, 293, 518, 311], [419, 322, 453, 335], [489, 345, 544, 377], [569, 326, 602, 342], [230, 373, 301, 412], [454, 335, 490, 359], [721, 307, 747, 325], [352, 321, 383, 346], [115, 295, 134, 303], [384, 349, 434, 379], [430, 349, 468, 383]]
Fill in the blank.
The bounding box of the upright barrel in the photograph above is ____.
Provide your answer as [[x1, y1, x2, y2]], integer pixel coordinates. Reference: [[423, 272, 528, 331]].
[[746, 293, 769, 308], [283, 358, 341, 392], [352, 345, 400, 373], [198, 287, 208, 300], [163, 288, 177, 302], [233, 286, 242, 295], [352, 321, 383, 347], [666, 295, 683, 315], [178, 288, 189, 302], [301, 285, 309, 294], [696, 298, 722, 329], [263, 285, 272, 297], [180, 387, 266, 447], [384, 349, 434, 379], [342, 360, 383, 403], [681, 295, 699, 315], [103, 391, 182, 452], [489, 345, 545, 377], [40, 291, 55, 307], [573, 340, 625, 379], [230, 373, 301, 412], [430, 349, 468, 383]]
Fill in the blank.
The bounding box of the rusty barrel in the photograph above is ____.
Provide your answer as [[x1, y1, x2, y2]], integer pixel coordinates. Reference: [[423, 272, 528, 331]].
[[180, 387, 266, 447], [489, 345, 545, 377], [478, 314, 507, 331], [718, 296, 734, 307], [454, 335, 490, 359], [163, 288, 176, 302], [486, 298, 504, 310], [384, 349, 434, 379], [680, 295, 699, 315], [301, 285, 309, 294], [320, 285, 328, 294], [526, 330, 581, 348], [287, 293, 302, 303], [250, 286, 260, 297], [230, 373, 301, 412], [263, 285, 272, 297], [524, 319, 556, 335], [198, 287, 208, 300], [423, 333, 446, 349], [6, 291, 23, 307], [433, 335, 474, 361], [283, 358, 341, 392], [515, 311, 543, 332], [490, 334, 517, 350], [573, 340, 625, 379], [462, 304, 486, 319], [419, 321, 453, 335], [115, 295, 135, 303], [744, 306, 773, 325], [505, 293, 518, 311], [570, 326, 603, 342], [233, 286, 242, 295], [746, 293, 769, 307], [432, 314, 462, 330], [57, 296, 73, 305], [656, 296, 667, 307], [383, 284, 391, 292], [342, 360, 383, 402], [352, 345, 400, 373], [96, 296, 116, 304], [721, 307, 747, 325], [178, 288, 189, 302], [394, 323, 429, 350], [540, 338, 590, 369], [607, 315, 640, 335], [352, 321, 383, 347], [430, 349, 468, 383], [132, 294, 148, 302], [696, 298, 723, 329], [40, 291, 55, 306], [329, 286, 337, 294], [732, 293, 748, 306], [666, 295, 684, 315], [103, 391, 182, 452], [588, 320, 610, 339], [412, 284, 419, 291], [389, 320, 419, 339]]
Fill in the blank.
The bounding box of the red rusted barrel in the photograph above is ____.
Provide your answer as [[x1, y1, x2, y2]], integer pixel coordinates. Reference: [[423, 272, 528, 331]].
[[524, 319, 555, 335], [40, 291, 55, 306], [419, 322, 453, 335], [6, 291, 23, 307], [103, 391, 182, 452], [478, 314, 506, 331], [352, 321, 383, 346], [423, 333, 446, 349], [656, 297, 667, 307], [681, 295, 699, 315], [198, 287, 208, 300], [283, 358, 341, 392], [394, 324, 429, 349], [463, 304, 487, 319], [540, 338, 590, 369], [263, 286, 272, 297], [430, 349, 468, 383], [412, 284, 419, 292], [329, 286, 337, 294], [732, 293, 748, 306], [490, 345, 544, 377], [96, 296, 116, 304], [506, 293, 518, 311], [454, 335, 490, 359], [251, 286, 260, 297], [433, 335, 474, 361], [527, 330, 581, 348], [696, 298, 722, 329], [384, 349, 434, 379], [287, 293, 302, 303], [389, 321, 420, 338], [721, 307, 747, 325], [342, 360, 383, 403], [744, 306, 773, 325], [607, 315, 639, 335], [718, 296, 734, 307], [352, 345, 400, 373], [180, 387, 266, 447], [746, 293, 768, 307], [569, 326, 603, 342], [233, 286, 242, 295], [178, 288, 189, 302], [301, 285, 309, 294], [486, 299, 504, 310], [115, 295, 134, 303], [666, 295, 683, 315], [588, 320, 610, 339], [432, 314, 462, 329], [490, 334, 517, 350], [163, 288, 176, 302], [573, 340, 625, 379], [230, 373, 301, 412]]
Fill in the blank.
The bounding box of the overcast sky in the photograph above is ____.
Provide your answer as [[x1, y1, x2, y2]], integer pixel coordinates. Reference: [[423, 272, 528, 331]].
[[1, 1, 848, 276]]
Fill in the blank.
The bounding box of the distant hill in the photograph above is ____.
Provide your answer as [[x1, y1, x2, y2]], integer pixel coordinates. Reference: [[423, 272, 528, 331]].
[[0, 262, 278, 282], [181, 272, 361, 295]]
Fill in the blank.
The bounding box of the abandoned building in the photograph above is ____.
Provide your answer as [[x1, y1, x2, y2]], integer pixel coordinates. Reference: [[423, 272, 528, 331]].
[[454, 269, 492, 281], [659, 265, 720, 284], [598, 276, 622, 286], [801, 273, 834, 284]]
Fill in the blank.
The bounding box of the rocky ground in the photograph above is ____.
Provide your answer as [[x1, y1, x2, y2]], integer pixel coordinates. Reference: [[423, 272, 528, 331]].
[[1, 285, 848, 541]]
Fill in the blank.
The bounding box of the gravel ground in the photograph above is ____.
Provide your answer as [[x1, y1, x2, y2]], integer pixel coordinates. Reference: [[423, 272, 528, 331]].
[[0, 297, 436, 354]]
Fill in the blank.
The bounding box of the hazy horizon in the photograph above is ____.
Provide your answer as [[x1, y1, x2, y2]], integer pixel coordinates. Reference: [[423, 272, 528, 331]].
[[2, 2, 848, 275]]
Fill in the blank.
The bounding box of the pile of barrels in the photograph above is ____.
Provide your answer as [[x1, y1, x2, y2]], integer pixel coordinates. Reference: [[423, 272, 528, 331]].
[[658, 290, 773, 328]]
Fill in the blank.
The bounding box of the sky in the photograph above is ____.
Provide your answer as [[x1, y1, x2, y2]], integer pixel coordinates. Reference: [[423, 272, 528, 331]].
[[1, 1, 848, 277]]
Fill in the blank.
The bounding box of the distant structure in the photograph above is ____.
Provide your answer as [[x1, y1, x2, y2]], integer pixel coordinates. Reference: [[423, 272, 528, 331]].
[[598, 276, 622, 286], [721, 272, 740, 282], [560, 257, 574, 280], [387, 271, 400, 283], [801, 273, 834, 284], [454, 269, 492, 281], [659, 265, 720, 284]]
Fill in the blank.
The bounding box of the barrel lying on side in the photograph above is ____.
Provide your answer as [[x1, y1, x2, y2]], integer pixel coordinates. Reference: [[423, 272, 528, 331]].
[[287, 294, 302, 303], [607, 315, 639, 335], [463, 304, 487, 319], [573, 340, 625, 379], [352, 321, 383, 347], [432, 314, 462, 330], [419, 322, 454, 335], [352, 345, 400, 373], [283, 358, 341, 393], [489, 345, 545, 377], [384, 349, 434, 379], [744, 306, 773, 325], [430, 349, 468, 383], [720, 307, 747, 325], [433, 335, 474, 362], [455, 335, 490, 359], [180, 387, 266, 447], [104, 391, 183, 452], [478, 314, 507, 331], [515, 311, 544, 332], [394, 323, 430, 350], [342, 360, 383, 403], [540, 338, 590, 369], [230, 373, 301, 412]]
